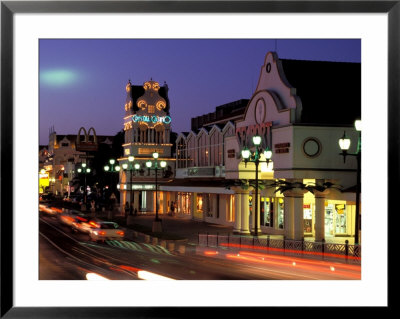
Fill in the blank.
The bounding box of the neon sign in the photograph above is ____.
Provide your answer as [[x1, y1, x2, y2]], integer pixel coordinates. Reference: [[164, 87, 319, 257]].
[[132, 115, 171, 124]]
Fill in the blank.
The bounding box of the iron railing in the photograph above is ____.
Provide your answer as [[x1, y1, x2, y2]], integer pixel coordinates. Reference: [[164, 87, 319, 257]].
[[198, 233, 361, 265]]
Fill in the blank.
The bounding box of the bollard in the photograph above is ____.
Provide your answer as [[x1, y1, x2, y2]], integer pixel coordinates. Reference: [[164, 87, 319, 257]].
[[267, 235, 270, 249], [217, 232, 219, 247], [345, 240, 349, 263], [206, 232, 208, 247], [321, 238, 325, 260]]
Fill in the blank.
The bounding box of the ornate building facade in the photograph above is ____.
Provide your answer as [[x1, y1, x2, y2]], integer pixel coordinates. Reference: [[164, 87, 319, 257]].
[[118, 79, 175, 215], [161, 51, 361, 242]]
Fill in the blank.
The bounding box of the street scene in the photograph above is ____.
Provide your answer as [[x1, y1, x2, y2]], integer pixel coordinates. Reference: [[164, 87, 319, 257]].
[[39, 39, 361, 281]]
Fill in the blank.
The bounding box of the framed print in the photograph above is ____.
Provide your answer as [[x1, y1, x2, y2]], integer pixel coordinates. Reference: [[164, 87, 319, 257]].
[[1, 0, 396, 317]]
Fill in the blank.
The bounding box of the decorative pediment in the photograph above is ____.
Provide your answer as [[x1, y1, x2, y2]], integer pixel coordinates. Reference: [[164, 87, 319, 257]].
[[137, 80, 167, 112]]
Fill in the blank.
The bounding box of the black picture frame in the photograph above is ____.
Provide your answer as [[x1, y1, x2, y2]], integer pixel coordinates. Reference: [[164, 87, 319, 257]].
[[1, 1, 395, 317]]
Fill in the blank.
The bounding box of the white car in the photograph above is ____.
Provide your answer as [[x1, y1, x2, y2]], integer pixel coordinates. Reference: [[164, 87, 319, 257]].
[[89, 222, 125, 242]]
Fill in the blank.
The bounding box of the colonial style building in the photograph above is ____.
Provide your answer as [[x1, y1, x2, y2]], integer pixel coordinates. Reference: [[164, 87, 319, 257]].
[[41, 128, 114, 196], [117, 51, 360, 243], [161, 51, 360, 242]]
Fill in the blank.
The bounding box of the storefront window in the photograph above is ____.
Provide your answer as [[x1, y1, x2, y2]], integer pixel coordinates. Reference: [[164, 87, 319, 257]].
[[277, 198, 284, 229], [325, 201, 347, 236], [197, 194, 204, 212], [261, 197, 274, 227], [335, 203, 347, 234], [303, 203, 313, 233], [177, 192, 191, 215]]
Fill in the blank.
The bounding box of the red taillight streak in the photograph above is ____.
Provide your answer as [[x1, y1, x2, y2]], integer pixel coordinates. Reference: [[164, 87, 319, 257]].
[[220, 243, 360, 261], [98, 231, 106, 236], [204, 251, 219, 255], [116, 231, 124, 236], [119, 265, 141, 273], [226, 254, 360, 279], [237, 251, 361, 271], [76, 216, 87, 221]]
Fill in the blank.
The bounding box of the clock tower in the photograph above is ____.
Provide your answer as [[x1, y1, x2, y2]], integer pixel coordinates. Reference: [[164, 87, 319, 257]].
[[118, 79, 174, 215]]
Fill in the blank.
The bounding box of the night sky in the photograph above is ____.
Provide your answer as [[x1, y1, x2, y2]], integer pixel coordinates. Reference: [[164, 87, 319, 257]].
[[39, 39, 361, 145]]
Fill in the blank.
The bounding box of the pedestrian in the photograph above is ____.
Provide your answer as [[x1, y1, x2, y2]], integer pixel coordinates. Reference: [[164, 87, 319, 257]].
[[170, 201, 175, 216]]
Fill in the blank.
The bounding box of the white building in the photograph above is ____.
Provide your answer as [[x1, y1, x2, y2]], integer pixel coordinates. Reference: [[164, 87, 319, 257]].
[[163, 51, 361, 243], [118, 52, 360, 243]]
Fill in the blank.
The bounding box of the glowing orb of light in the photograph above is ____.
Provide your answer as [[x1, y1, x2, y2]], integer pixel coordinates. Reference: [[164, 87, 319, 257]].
[[40, 69, 79, 87]]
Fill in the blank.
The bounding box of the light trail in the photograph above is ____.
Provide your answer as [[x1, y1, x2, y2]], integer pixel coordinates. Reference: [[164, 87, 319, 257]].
[[225, 251, 361, 279], [219, 242, 361, 261]]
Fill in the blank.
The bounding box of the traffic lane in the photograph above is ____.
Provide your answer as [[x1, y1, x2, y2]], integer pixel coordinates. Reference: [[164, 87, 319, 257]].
[[40, 213, 357, 280], [39, 234, 87, 280], [39, 217, 138, 280], [40, 215, 271, 280], [196, 248, 361, 280]]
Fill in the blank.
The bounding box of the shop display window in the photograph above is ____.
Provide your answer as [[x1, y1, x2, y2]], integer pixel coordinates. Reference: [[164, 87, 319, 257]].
[[197, 194, 203, 212], [303, 203, 313, 233], [261, 197, 274, 227], [325, 201, 348, 236], [177, 192, 191, 214], [277, 198, 284, 229], [335, 203, 347, 234]]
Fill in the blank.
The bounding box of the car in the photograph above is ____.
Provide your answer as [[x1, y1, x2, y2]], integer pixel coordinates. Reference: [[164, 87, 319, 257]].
[[39, 204, 57, 216], [71, 218, 102, 234], [89, 221, 125, 242], [58, 210, 89, 227]]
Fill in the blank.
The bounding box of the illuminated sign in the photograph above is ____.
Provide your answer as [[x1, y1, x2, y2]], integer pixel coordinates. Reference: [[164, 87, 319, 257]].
[[131, 184, 156, 190], [132, 115, 171, 124]]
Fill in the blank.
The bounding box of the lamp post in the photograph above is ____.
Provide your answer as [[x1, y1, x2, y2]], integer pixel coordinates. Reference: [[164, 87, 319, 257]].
[[104, 159, 121, 211], [77, 162, 91, 206], [122, 155, 139, 215], [146, 152, 167, 232], [241, 135, 272, 236], [338, 120, 361, 245]]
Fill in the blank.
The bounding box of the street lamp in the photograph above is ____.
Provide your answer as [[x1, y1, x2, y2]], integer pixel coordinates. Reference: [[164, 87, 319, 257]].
[[241, 135, 272, 236], [77, 162, 91, 206], [104, 159, 121, 208], [338, 120, 361, 245], [121, 155, 140, 215], [146, 152, 167, 232]]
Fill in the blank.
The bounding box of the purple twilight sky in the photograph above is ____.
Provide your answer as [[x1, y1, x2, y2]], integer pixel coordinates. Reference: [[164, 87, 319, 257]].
[[39, 39, 361, 145]]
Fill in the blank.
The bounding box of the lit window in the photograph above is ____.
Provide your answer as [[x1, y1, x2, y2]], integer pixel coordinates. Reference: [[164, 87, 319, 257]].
[[125, 149, 130, 155], [148, 105, 155, 113]]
